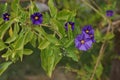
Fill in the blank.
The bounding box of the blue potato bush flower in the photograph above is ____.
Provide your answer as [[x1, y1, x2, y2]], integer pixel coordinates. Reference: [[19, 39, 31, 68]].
[[75, 25, 95, 51], [75, 33, 93, 51], [30, 12, 43, 25], [65, 22, 75, 31], [106, 10, 113, 17], [2, 13, 10, 21], [82, 25, 95, 42]]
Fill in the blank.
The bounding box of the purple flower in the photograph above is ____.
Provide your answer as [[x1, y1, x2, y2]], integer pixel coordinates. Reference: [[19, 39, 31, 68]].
[[65, 22, 75, 31], [3, 13, 10, 21], [75, 33, 92, 51], [82, 25, 95, 42], [30, 12, 43, 25], [106, 10, 113, 17]]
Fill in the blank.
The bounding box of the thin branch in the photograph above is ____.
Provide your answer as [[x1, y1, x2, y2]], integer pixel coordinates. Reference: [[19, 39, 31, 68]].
[[81, 0, 113, 80], [101, 20, 120, 33], [89, 41, 106, 80]]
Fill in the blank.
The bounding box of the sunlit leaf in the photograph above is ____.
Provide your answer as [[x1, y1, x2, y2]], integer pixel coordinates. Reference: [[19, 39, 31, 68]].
[[48, 0, 57, 18], [23, 49, 33, 55], [41, 46, 62, 77], [0, 39, 7, 51], [0, 62, 12, 76], [38, 39, 50, 50], [0, 19, 14, 39]]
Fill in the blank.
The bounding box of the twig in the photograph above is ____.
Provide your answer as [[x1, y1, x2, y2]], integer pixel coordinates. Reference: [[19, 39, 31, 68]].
[[101, 20, 120, 33], [89, 41, 106, 80], [81, 0, 113, 80]]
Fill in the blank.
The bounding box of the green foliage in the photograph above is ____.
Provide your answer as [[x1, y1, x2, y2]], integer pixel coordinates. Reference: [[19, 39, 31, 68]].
[[48, 0, 57, 18], [41, 45, 62, 77], [0, 62, 12, 76], [0, 0, 118, 80]]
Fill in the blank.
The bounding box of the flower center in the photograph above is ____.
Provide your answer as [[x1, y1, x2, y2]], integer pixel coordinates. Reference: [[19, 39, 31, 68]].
[[90, 34, 93, 37], [80, 40, 85, 44], [86, 30, 89, 33], [6, 15, 9, 18], [35, 16, 39, 20]]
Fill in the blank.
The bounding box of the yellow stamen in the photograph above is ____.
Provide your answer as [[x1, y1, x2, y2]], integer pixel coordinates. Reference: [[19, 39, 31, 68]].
[[86, 30, 89, 33], [81, 40, 85, 44], [6, 15, 9, 18], [90, 34, 93, 37], [35, 16, 39, 20]]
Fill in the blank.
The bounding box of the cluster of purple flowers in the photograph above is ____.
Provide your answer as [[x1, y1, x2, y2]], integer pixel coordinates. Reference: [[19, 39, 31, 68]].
[[2, 12, 43, 25], [64, 21, 95, 51], [75, 25, 95, 51], [3, 10, 113, 23], [2, 10, 113, 51]]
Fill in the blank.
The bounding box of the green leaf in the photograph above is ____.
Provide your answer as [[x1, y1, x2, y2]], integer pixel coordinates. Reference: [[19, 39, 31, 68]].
[[0, 62, 12, 76], [30, 33, 37, 47], [94, 29, 103, 43], [0, 19, 14, 39], [29, 0, 39, 14], [24, 31, 34, 44], [66, 47, 78, 62], [64, 39, 74, 48], [34, 27, 60, 45], [48, 0, 57, 18], [57, 9, 76, 21], [0, 39, 7, 51], [34, 26, 47, 37], [50, 19, 65, 38], [5, 34, 18, 44], [46, 35, 60, 45], [95, 63, 103, 79], [41, 46, 62, 77], [23, 49, 33, 55], [38, 39, 50, 50], [14, 33, 25, 50], [2, 49, 12, 61], [103, 32, 114, 40], [16, 50, 23, 61], [11, 0, 19, 13], [2, 3, 8, 13]]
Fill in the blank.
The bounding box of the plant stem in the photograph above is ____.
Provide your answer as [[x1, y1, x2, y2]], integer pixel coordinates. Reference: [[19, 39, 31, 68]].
[[89, 41, 106, 80], [81, 0, 113, 80]]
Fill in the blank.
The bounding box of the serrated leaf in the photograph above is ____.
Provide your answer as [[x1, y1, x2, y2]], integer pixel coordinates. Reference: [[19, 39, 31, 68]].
[[0, 62, 12, 76]]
